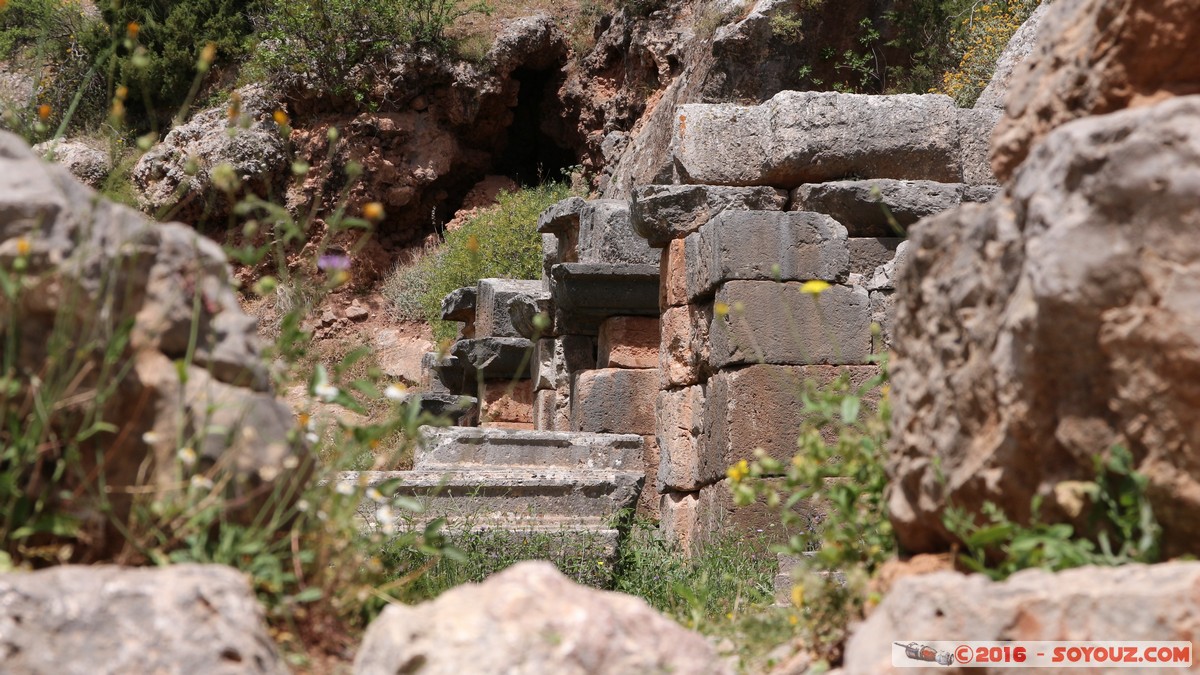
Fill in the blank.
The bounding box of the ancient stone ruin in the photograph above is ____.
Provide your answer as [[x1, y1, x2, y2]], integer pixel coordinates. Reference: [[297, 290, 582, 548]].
[[356, 89, 1003, 555]]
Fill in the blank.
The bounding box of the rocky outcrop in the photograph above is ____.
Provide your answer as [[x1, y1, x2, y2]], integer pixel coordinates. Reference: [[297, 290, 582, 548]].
[[843, 563, 1200, 674], [354, 560, 729, 675], [0, 131, 306, 559], [133, 84, 288, 222], [0, 564, 289, 675], [972, 2, 1051, 112], [990, 0, 1200, 182], [888, 96, 1200, 556], [32, 138, 112, 188]]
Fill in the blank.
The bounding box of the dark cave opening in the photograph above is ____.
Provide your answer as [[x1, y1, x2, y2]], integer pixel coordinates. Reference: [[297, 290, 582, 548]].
[[495, 67, 577, 186]]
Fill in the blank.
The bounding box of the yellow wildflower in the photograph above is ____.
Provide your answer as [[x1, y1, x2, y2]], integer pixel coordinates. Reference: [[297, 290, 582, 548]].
[[15, 237, 30, 257], [726, 459, 749, 483], [126, 21, 139, 39], [37, 104, 51, 120], [363, 201, 385, 222], [800, 280, 830, 295], [272, 109, 289, 126]]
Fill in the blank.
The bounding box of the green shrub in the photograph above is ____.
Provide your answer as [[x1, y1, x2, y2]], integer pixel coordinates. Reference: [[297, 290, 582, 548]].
[[408, 182, 570, 341], [937, 0, 1040, 105]]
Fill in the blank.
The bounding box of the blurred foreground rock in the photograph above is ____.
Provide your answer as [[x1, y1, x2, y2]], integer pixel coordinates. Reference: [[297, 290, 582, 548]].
[[0, 564, 289, 675], [354, 560, 729, 675]]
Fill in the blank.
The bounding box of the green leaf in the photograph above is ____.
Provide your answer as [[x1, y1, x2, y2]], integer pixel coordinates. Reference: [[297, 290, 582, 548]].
[[293, 587, 323, 603], [965, 523, 1014, 548], [840, 396, 861, 424]]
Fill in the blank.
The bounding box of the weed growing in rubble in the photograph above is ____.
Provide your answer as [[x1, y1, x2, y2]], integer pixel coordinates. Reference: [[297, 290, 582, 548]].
[[944, 444, 1161, 581]]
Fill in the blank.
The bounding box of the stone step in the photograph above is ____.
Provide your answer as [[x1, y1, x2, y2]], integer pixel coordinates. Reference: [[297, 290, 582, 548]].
[[550, 262, 659, 335], [340, 468, 644, 522], [416, 426, 643, 472]]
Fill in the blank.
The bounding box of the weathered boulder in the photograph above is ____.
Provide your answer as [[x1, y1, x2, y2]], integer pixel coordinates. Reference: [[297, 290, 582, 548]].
[[673, 91, 962, 187], [973, 2, 1052, 112], [889, 96, 1200, 556], [0, 564, 289, 675], [354, 560, 729, 675], [32, 138, 112, 188], [843, 563, 1200, 674], [630, 185, 788, 247], [991, 0, 1200, 183], [133, 84, 288, 222], [0, 131, 305, 558]]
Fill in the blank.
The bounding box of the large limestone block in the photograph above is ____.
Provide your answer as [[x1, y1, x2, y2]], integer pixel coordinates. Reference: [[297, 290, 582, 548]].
[[656, 385, 710, 492], [685, 210, 849, 301], [0, 564, 289, 675], [476, 278, 543, 339], [630, 184, 788, 247], [888, 97, 1200, 556], [703, 364, 881, 477], [571, 368, 658, 436], [415, 426, 643, 471], [598, 316, 660, 369], [991, 0, 1200, 182], [354, 560, 730, 675], [673, 91, 962, 187], [789, 179, 968, 237], [844, 563, 1200, 674], [659, 304, 712, 388], [578, 199, 658, 265], [709, 281, 872, 368], [659, 479, 815, 555]]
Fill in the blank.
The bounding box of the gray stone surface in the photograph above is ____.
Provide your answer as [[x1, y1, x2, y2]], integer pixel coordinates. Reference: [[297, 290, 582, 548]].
[[710, 281, 872, 368], [440, 286, 477, 322], [865, 239, 910, 292], [449, 337, 534, 384], [32, 138, 112, 188], [974, 2, 1053, 112], [416, 426, 643, 471], [404, 393, 478, 425], [889, 97, 1200, 556], [685, 210, 849, 301], [537, 196, 586, 234], [578, 199, 658, 265], [423, 351, 458, 394], [0, 564, 288, 675], [844, 563, 1200, 675], [551, 263, 660, 335], [672, 91, 962, 187], [630, 184, 788, 247], [532, 336, 595, 392], [958, 106, 1002, 185], [655, 385, 711, 492], [508, 289, 553, 339], [476, 278, 543, 339], [354, 560, 730, 675], [848, 237, 904, 277], [571, 368, 658, 436], [789, 180, 965, 237]]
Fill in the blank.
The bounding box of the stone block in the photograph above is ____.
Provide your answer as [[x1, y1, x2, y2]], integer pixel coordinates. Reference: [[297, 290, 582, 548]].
[[476, 278, 544, 339], [416, 426, 644, 471], [703, 364, 881, 471], [537, 196, 585, 234], [637, 433, 661, 520], [958, 106, 1001, 186], [790, 179, 964, 237], [578, 200, 658, 265], [440, 286, 476, 322], [630, 184, 788, 247], [533, 388, 566, 431], [870, 289, 895, 353], [685, 210, 849, 301], [481, 422, 535, 430], [848, 237, 904, 277], [571, 368, 658, 436], [709, 281, 871, 368], [422, 351, 453, 394], [550, 263, 660, 335], [532, 336, 594, 392], [508, 289, 553, 339], [406, 392, 478, 426], [660, 238, 689, 309], [659, 480, 814, 555], [655, 385, 712, 492], [598, 316, 660, 369], [659, 304, 711, 388], [482, 379, 534, 424], [673, 91, 962, 187], [450, 337, 534, 384]]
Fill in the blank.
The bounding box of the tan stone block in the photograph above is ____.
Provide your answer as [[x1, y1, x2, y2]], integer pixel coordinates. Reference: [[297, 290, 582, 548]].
[[660, 480, 820, 556], [636, 434, 661, 520], [659, 304, 711, 388], [661, 238, 689, 309], [482, 379, 534, 424], [533, 389, 556, 431], [480, 421, 535, 430], [598, 316, 660, 369], [656, 385, 712, 492], [571, 368, 657, 435]]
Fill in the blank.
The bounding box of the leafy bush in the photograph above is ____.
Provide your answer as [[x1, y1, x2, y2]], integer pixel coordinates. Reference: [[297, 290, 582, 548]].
[[392, 182, 569, 341], [944, 444, 1161, 580], [938, 0, 1040, 105]]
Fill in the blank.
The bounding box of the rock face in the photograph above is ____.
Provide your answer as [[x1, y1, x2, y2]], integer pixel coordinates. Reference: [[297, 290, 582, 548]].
[[354, 560, 729, 675], [843, 563, 1200, 674], [0, 564, 289, 675], [32, 138, 112, 188], [0, 131, 305, 559], [888, 96, 1200, 556], [133, 84, 288, 222], [973, 2, 1051, 112], [990, 0, 1200, 182]]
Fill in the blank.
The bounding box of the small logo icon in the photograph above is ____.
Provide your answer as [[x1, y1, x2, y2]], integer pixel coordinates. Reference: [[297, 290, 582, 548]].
[[896, 642, 955, 666]]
